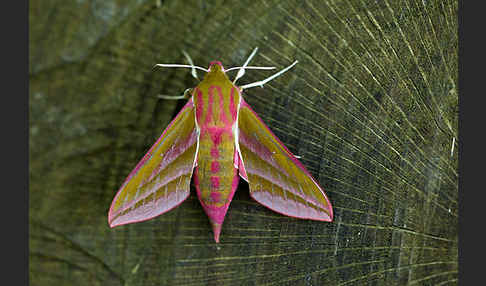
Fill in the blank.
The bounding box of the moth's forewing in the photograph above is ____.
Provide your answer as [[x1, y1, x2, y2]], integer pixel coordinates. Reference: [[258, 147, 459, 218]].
[[237, 99, 333, 221], [108, 99, 198, 227]]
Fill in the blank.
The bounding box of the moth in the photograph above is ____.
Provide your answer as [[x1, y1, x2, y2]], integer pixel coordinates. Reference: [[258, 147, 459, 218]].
[[108, 48, 333, 242]]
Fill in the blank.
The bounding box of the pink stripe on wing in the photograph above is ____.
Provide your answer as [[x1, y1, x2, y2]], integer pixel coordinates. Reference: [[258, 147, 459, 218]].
[[250, 190, 331, 221]]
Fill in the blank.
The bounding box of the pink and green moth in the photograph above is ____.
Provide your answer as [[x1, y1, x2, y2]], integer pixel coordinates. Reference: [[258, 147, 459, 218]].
[[108, 48, 333, 243]]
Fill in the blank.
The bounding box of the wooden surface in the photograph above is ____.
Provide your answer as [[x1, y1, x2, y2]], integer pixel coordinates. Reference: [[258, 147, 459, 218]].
[[29, 0, 458, 285]]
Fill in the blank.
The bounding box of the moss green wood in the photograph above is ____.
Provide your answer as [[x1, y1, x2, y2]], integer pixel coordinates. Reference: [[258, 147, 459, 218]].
[[30, 0, 458, 285]]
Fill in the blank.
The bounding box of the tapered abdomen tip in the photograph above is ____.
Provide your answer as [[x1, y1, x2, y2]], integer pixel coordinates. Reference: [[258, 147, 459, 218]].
[[211, 222, 222, 243]]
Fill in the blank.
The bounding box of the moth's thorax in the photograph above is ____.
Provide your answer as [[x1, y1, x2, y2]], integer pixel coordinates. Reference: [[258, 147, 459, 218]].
[[193, 64, 240, 128]]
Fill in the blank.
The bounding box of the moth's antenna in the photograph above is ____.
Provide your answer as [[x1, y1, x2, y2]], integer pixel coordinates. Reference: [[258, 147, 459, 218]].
[[182, 50, 198, 79], [232, 47, 258, 84], [154, 64, 209, 72], [154, 50, 208, 74], [226, 66, 276, 72], [240, 60, 298, 90]]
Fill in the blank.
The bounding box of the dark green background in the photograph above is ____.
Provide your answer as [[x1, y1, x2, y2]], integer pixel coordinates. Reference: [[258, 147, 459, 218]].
[[29, 0, 458, 285]]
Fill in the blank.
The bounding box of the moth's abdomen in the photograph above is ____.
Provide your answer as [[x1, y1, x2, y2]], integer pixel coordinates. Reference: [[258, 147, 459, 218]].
[[196, 127, 237, 208]]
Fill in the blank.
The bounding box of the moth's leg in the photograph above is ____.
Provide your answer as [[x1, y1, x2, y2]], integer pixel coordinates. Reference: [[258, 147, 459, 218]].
[[157, 88, 192, 100]]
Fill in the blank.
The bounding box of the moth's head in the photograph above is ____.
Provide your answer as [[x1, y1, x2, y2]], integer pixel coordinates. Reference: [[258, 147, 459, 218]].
[[208, 61, 225, 73], [201, 61, 230, 84]]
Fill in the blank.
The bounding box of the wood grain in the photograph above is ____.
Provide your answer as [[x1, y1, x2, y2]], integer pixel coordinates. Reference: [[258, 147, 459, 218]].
[[30, 0, 458, 285]]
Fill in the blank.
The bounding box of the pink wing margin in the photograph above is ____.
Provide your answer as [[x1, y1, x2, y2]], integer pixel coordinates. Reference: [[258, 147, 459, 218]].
[[108, 99, 198, 227], [237, 98, 333, 221]]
